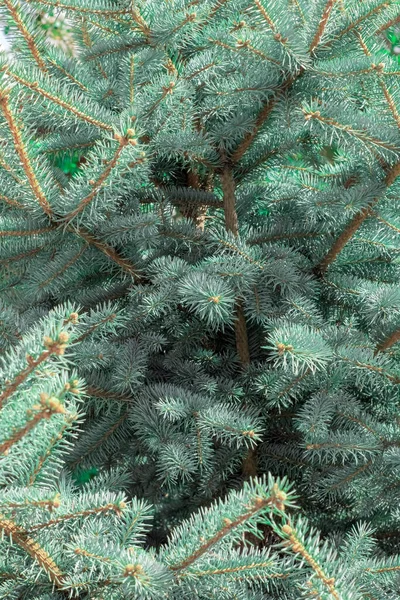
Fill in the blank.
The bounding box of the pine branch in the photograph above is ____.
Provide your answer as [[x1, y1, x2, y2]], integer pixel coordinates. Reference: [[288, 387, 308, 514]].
[[28, 501, 126, 532], [230, 76, 296, 164], [0, 335, 68, 410], [0, 397, 66, 455], [47, 58, 89, 91], [3, 0, 47, 72], [0, 516, 64, 587], [63, 135, 129, 222], [309, 0, 336, 54], [375, 328, 400, 353], [378, 74, 400, 130], [376, 12, 400, 34], [323, 1, 394, 44], [6, 70, 114, 132], [170, 492, 280, 572], [72, 226, 141, 280], [28, 416, 76, 485], [281, 523, 340, 600], [315, 161, 400, 274], [24, 0, 132, 17], [0, 94, 53, 216]]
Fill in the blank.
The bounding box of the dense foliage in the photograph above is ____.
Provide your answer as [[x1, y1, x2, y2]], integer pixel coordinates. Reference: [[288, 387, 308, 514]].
[[0, 0, 400, 598]]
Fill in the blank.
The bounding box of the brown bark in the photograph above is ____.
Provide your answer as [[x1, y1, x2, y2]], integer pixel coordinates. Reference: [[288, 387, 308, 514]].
[[375, 328, 400, 353], [221, 165, 239, 235], [235, 299, 251, 366], [220, 163, 255, 476]]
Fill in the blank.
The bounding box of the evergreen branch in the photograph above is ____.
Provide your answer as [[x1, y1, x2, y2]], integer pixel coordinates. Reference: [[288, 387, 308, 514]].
[[236, 41, 283, 67], [0, 352, 50, 411], [0, 496, 61, 510], [0, 516, 64, 586], [0, 226, 54, 237], [28, 415, 77, 485], [146, 81, 176, 117], [366, 564, 400, 574], [0, 398, 66, 455], [179, 560, 276, 578], [28, 501, 126, 532], [249, 230, 322, 244], [324, 1, 393, 44], [281, 523, 340, 599], [0, 333, 69, 410], [326, 461, 373, 492], [354, 29, 371, 56], [3, 0, 47, 72], [170, 492, 281, 572], [72, 226, 141, 280], [0, 95, 53, 216], [69, 410, 127, 467], [130, 8, 151, 40], [84, 41, 142, 61], [315, 161, 400, 274], [86, 385, 133, 403], [338, 355, 400, 384], [47, 58, 88, 91], [63, 136, 129, 222], [0, 193, 25, 208], [309, 0, 336, 54], [378, 75, 400, 129], [302, 107, 400, 153], [24, 0, 132, 16], [0, 246, 45, 264], [38, 246, 86, 289], [253, 0, 278, 30], [74, 313, 118, 343], [0, 153, 24, 184], [230, 75, 296, 163], [7, 70, 114, 131], [376, 13, 400, 34], [374, 212, 400, 234], [197, 0, 231, 30], [375, 328, 400, 353]]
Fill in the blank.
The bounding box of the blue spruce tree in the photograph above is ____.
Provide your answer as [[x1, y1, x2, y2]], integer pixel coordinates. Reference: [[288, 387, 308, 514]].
[[0, 0, 400, 598]]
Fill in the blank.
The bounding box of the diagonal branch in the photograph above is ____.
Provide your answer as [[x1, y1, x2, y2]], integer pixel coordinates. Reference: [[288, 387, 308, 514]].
[[72, 226, 141, 281], [6, 70, 114, 132], [230, 74, 298, 164], [3, 0, 47, 72], [309, 0, 336, 53], [170, 494, 274, 572], [315, 161, 400, 274], [375, 328, 400, 353], [63, 136, 129, 222], [0, 516, 64, 587]]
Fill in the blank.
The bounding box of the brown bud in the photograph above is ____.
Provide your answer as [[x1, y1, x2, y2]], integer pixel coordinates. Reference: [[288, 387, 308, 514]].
[[281, 524, 292, 535], [58, 331, 69, 343], [52, 493, 61, 509], [124, 564, 144, 577]]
